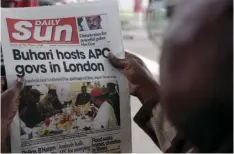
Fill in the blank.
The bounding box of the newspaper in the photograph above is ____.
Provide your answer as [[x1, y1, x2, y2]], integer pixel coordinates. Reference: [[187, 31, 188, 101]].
[[1, 0, 132, 153]]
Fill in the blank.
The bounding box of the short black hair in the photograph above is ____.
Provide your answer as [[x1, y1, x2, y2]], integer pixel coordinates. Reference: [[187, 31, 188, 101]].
[[81, 86, 87, 89], [29, 89, 42, 97]]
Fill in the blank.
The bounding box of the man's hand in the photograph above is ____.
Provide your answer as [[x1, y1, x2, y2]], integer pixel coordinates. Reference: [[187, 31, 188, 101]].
[[1, 78, 25, 142], [108, 51, 160, 104]]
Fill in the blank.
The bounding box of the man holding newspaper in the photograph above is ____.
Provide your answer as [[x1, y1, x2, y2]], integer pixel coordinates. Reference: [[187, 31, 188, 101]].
[[1, 0, 233, 153]]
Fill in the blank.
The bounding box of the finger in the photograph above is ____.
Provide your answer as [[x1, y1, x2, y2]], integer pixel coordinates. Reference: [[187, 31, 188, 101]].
[[108, 53, 127, 69], [128, 82, 135, 95], [1, 78, 25, 106], [131, 57, 154, 78], [1, 79, 24, 131], [124, 50, 136, 59], [13, 78, 25, 91], [125, 51, 144, 65], [129, 84, 138, 96]]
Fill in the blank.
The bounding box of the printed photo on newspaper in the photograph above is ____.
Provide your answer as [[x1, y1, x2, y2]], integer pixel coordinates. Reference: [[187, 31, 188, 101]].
[[1, 0, 131, 153]]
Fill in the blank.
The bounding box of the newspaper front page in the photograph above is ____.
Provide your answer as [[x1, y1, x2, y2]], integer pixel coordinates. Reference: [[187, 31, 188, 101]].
[[1, 0, 131, 152]]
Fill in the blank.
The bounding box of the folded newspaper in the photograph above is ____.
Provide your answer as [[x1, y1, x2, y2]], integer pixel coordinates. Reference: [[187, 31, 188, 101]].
[[1, 0, 131, 152]]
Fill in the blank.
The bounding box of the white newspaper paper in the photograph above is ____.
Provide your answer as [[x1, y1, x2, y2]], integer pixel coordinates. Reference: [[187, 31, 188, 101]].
[[1, 0, 131, 152]]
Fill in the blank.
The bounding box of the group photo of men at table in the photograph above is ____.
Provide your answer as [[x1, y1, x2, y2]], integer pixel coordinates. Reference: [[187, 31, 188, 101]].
[[18, 80, 120, 139]]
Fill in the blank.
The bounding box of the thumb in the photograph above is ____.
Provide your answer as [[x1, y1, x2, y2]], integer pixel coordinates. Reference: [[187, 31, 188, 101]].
[[12, 78, 25, 91], [108, 53, 127, 69], [1, 78, 25, 105]]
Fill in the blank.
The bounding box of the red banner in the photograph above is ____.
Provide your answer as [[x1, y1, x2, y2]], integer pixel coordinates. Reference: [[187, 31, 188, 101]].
[[6, 17, 79, 44], [2, 0, 38, 7]]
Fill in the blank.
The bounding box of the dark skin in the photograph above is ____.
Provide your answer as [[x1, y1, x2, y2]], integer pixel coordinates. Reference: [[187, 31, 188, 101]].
[[86, 16, 102, 30], [27, 92, 40, 105], [1, 0, 232, 152], [161, 1, 232, 151], [1, 78, 25, 152], [108, 51, 159, 103], [81, 86, 87, 94], [45, 94, 62, 116], [108, 0, 232, 152], [162, 0, 232, 135]]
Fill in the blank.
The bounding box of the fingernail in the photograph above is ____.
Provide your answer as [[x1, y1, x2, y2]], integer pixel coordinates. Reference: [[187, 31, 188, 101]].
[[17, 78, 25, 84], [108, 52, 114, 58], [17, 78, 25, 89]]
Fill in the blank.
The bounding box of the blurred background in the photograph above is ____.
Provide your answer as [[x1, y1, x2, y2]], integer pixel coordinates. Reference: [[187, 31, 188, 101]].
[[2, 0, 170, 152]]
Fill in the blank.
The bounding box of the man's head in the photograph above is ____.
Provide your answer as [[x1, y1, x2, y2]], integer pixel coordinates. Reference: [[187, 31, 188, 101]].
[[47, 89, 57, 101], [160, 0, 232, 150], [81, 86, 87, 94], [107, 83, 116, 93], [90, 88, 105, 106], [27, 89, 41, 104], [86, 16, 102, 30], [25, 86, 32, 92], [77, 18, 83, 27]]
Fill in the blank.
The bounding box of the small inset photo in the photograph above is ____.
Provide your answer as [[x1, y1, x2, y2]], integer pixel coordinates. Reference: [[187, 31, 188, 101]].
[[19, 80, 120, 140], [77, 14, 107, 31]]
